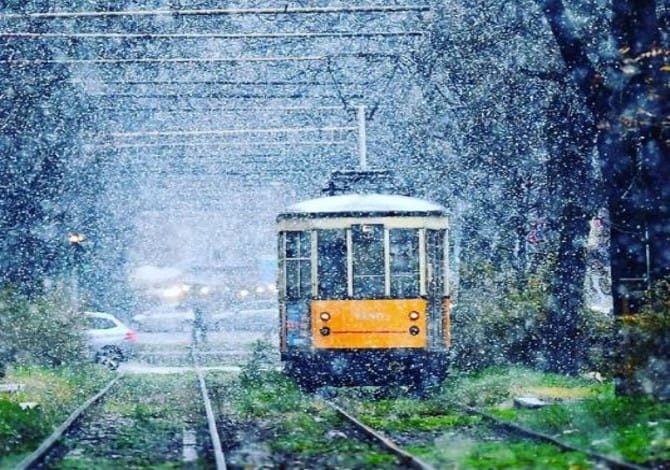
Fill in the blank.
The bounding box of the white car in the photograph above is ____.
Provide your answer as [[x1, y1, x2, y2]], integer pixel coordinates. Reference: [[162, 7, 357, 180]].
[[131, 307, 194, 332], [85, 311, 137, 369]]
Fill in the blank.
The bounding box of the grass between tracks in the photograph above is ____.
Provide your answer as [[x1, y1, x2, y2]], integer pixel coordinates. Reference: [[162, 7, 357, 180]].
[[341, 366, 668, 468], [220, 341, 399, 468], [445, 367, 670, 466], [233, 370, 399, 467], [0, 364, 114, 468], [215, 341, 669, 469], [346, 394, 591, 469], [53, 373, 210, 469]]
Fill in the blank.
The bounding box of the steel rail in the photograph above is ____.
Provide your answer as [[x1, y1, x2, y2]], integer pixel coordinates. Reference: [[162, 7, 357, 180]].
[[0, 5, 430, 20], [324, 400, 436, 470], [457, 404, 649, 470], [15, 373, 124, 470], [0, 31, 423, 40], [193, 354, 227, 470]]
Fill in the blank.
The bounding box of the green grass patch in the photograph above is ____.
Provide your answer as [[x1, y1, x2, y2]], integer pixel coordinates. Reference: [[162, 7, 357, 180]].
[[408, 439, 591, 469], [0, 364, 113, 464], [269, 409, 397, 468], [228, 343, 401, 468], [347, 397, 481, 432], [443, 366, 670, 466], [516, 392, 670, 464], [53, 373, 200, 468], [235, 370, 307, 418], [441, 366, 602, 407], [361, 411, 480, 432], [463, 441, 591, 469]]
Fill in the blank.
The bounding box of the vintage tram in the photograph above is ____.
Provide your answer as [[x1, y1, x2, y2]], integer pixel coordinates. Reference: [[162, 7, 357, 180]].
[[277, 177, 451, 390]]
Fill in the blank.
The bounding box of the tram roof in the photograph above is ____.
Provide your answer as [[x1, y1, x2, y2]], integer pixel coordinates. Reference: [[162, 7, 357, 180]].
[[278, 193, 447, 218]]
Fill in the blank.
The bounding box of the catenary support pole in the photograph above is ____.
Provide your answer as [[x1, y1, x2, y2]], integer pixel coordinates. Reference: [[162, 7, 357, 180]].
[[357, 105, 368, 170]]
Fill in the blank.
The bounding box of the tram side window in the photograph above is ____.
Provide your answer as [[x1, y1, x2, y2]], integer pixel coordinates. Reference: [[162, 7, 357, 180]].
[[390, 229, 420, 297], [426, 229, 445, 295], [352, 224, 385, 298], [317, 229, 347, 299], [285, 231, 311, 300]]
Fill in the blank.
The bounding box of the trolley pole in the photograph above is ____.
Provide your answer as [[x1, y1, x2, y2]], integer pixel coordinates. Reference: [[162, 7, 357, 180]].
[[357, 105, 368, 170]]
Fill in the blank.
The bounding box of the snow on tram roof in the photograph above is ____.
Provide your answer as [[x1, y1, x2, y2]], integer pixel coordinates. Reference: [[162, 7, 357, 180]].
[[283, 193, 447, 215]]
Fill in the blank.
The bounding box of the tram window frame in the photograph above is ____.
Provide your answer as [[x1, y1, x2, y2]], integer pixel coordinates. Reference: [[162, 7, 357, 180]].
[[317, 229, 348, 299], [426, 229, 445, 296], [351, 224, 385, 299], [389, 228, 420, 298], [284, 231, 311, 300]]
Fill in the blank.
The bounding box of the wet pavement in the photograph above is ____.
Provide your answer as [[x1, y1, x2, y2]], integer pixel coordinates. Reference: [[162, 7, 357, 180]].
[[121, 327, 279, 373]]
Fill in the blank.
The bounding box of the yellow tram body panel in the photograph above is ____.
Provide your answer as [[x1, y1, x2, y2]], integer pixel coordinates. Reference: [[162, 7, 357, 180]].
[[311, 299, 427, 349]]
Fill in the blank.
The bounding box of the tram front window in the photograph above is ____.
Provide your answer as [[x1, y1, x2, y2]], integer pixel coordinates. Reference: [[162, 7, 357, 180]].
[[285, 231, 311, 300], [317, 229, 347, 299], [390, 229, 420, 297], [352, 224, 385, 298]]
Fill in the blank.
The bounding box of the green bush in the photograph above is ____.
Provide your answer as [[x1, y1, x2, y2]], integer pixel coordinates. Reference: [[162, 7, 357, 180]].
[[0, 286, 87, 368], [0, 399, 46, 455], [451, 266, 547, 370], [452, 261, 614, 373], [614, 278, 670, 398]]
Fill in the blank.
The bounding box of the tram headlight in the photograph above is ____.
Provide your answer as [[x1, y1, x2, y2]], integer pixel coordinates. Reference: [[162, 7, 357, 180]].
[[409, 326, 420, 336], [320, 312, 331, 322], [409, 311, 420, 321], [320, 326, 331, 336]]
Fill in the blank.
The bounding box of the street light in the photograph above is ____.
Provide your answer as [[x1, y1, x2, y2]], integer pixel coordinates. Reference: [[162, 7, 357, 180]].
[[68, 232, 86, 245], [67, 232, 87, 306]]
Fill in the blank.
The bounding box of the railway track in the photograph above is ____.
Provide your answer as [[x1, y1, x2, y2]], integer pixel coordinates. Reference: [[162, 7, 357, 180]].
[[15, 374, 124, 470], [455, 404, 648, 470], [324, 400, 436, 470], [193, 352, 227, 470], [11, 345, 652, 469], [15, 352, 231, 469], [325, 395, 650, 470]]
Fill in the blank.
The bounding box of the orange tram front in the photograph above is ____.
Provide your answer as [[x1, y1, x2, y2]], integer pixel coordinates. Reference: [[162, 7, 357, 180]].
[[277, 193, 451, 391]]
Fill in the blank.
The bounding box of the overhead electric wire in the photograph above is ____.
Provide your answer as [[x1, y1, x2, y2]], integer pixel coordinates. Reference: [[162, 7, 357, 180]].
[[88, 93, 365, 100], [93, 104, 354, 113], [0, 55, 322, 65], [89, 140, 350, 150], [0, 5, 430, 20], [101, 126, 358, 139], [96, 106, 351, 115], [75, 80, 369, 87], [0, 53, 397, 65], [0, 31, 423, 39]]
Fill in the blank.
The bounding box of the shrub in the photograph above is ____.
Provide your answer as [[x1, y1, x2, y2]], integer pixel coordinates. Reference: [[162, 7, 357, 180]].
[[452, 261, 614, 374], [451, 267, 547, 371], [0, 286, 87, 368], [0, 399, 46, 455], [613, 279, 670, 398]]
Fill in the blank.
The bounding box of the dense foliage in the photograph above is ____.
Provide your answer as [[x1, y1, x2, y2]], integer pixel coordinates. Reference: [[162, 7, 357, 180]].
[[0, 287, 87, 368]]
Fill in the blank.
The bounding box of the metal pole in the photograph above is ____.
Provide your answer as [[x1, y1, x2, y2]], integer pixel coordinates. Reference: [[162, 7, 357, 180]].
[[357, 105, 368, 170]]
